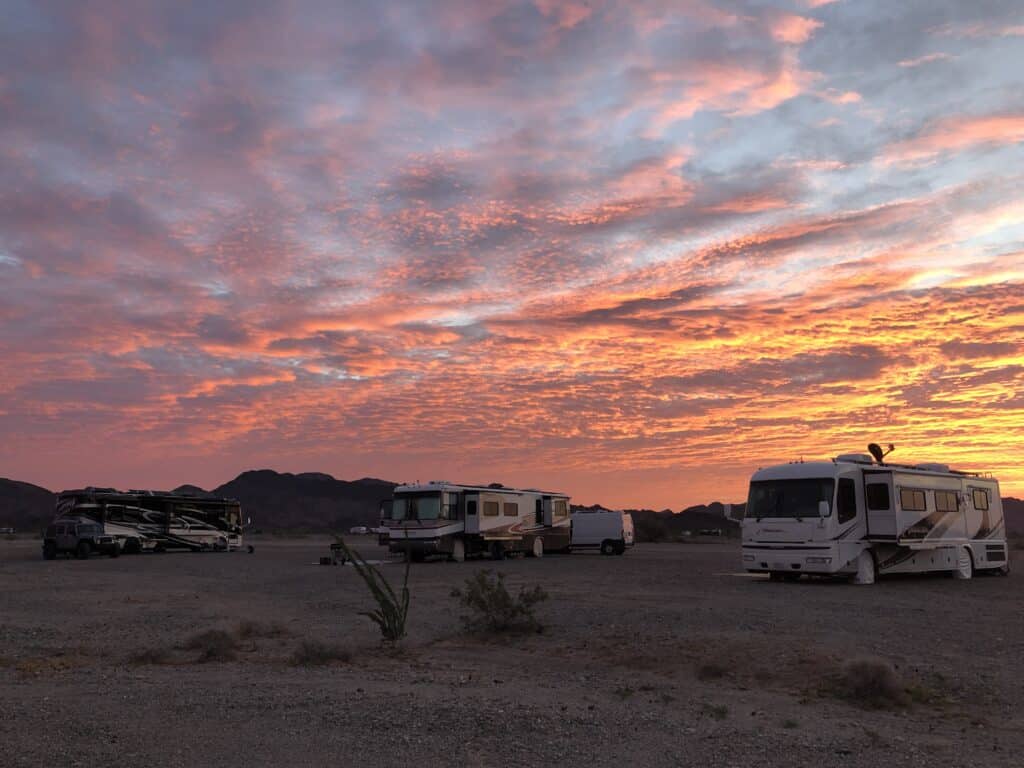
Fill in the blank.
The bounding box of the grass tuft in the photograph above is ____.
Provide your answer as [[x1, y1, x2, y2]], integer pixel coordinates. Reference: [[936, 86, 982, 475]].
[[290, 640, 352, 666], [824, 657, 910, 709], [182, 629, 238, 663]]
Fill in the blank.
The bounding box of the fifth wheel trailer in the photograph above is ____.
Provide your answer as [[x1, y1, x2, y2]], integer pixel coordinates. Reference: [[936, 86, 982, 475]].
[[379, 481, 571, 561], [738, 446, 1009, 583]]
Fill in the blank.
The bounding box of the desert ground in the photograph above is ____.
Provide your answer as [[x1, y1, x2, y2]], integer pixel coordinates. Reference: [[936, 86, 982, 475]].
[[1, 537, 1021, 768]]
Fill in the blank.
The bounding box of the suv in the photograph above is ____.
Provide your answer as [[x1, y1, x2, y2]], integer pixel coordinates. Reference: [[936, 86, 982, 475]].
[[43, 520, 119, 560]]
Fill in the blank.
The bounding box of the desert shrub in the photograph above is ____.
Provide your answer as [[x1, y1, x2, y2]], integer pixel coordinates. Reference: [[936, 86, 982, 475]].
[[825, 657, 909, 709], [290, 640, 352, 666], [696, 662, 728, 681], [129, 647, 172, 665], [182, 629, 238, 663], [235, 620, 289, 640], [451, 570, 548, 634], [333, 539, 411, 644]]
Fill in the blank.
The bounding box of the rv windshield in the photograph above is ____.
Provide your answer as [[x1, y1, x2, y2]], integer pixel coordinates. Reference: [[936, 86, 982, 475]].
[[747, 479, 834, 520], [391, 493, 442, 521]]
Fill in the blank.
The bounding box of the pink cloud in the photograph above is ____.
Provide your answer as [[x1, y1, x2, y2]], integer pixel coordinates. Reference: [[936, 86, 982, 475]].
[[882, 114, 1024, 164]]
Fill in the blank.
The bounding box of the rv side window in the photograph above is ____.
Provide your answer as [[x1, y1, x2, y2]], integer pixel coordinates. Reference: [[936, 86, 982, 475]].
[[503, 502, 518, 517], [972, 488, 989, 511], [483, 501, 499, 517], [899, 488, 927, 512], [466, 501, 477, 516], [553, 500, 567, 517], [866, 484, 890, 511], [935, 491, 958, 513], [837, 479, 856, 524]]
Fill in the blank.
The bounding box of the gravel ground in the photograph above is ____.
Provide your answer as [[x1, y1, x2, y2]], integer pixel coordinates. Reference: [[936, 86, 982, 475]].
[[0, 537, 1021, 767]]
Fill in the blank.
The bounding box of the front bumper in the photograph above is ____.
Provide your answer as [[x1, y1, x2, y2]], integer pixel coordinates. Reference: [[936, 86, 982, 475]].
[[742, 543, 856, 575]]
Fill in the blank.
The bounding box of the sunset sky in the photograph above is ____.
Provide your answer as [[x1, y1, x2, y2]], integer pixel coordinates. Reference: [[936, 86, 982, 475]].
[[1, 0, 1022, 509]]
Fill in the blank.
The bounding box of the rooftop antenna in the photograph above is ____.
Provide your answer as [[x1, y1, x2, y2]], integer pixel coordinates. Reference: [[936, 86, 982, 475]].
[[867, 443, 894, 465]]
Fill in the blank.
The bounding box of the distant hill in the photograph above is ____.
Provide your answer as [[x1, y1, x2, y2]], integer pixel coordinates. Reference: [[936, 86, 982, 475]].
[[0, 478, 55, 532], [210, 470, 397, 531]]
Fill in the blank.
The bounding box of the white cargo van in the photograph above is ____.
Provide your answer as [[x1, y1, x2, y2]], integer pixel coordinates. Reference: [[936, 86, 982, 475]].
[[571, 510, 634, 555]]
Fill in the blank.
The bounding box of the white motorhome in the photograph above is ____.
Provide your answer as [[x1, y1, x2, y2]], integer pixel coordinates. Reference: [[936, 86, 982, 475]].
[[738, 445, 1009, 584], [380, 481, 571, 561], [570, 510, 634, 555]]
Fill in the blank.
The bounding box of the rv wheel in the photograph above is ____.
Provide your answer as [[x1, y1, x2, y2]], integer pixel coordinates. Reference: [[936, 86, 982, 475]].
[[600, 541, 615, 556], [852, 550, 876, 585], [953, 547, 974, 580], [449, 538, 465, 563]]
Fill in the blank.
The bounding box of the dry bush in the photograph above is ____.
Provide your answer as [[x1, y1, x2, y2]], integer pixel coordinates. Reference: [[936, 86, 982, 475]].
[[696, 662, 728, 681], [182, 629, 239, 663], [290, 640, 352, 666], [825, 657, 910, 709], [451, 570, 548, 634], [235, 620, 289, 640], [129, 647, 172, 665]]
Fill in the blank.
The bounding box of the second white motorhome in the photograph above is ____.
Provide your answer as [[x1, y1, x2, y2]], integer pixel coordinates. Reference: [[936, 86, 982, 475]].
[[738, 444, 1010, 584], [380, 481, 571, 561], [570, 510, 634, 554]]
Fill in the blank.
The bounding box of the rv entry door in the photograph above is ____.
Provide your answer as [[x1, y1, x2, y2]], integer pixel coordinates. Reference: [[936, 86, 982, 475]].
[[864, 471, 896, 539]]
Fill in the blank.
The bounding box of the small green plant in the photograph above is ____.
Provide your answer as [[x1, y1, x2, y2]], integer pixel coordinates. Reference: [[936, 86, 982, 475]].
[[612, 686, 635, 700], [333, 539, 411, 644], [703, 703, 729, 720], [451, 570, 548, 634], [291, 640, 352, 666], [182, 629, 238, 663], [782, 719, 799, 729]]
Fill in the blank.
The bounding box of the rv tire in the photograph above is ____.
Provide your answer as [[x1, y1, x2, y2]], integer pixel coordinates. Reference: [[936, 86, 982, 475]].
[[124, 538, 142, 555], [953, 547, 973, 580], [852, 549, 876, 585], [449, 538, 465, 563], [76, 541, 91, 560], [600, 541, 616, 556]]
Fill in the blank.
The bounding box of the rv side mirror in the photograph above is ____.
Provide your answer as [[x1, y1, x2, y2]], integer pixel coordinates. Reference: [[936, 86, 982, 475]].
[[818, 500, 830, 517]]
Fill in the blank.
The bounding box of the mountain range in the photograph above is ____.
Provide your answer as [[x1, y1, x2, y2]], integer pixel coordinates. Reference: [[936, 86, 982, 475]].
[[2, 472, 1022, 538]]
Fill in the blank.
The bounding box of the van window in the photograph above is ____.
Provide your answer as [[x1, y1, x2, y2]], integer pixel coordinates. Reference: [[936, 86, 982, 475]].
[[866, 484, 890, 511], [483, 501, 499, 517], [972, 488, 990, 511], [899, 488, 927, 512], [837, 479, 857, 524], [503, 502, 518, 517], [935, 491, 958, 513]]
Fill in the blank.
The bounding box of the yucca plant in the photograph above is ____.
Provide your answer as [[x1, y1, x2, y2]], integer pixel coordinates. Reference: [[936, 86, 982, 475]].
[[333, 538, 411, 643]]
